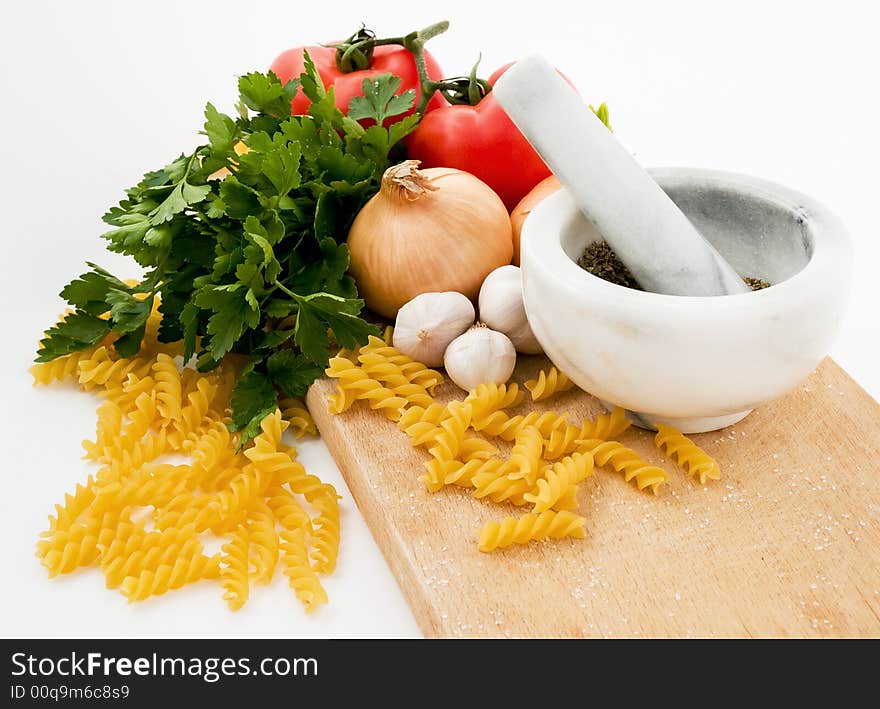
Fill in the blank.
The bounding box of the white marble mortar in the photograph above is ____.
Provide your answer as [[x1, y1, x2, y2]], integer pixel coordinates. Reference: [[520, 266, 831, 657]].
[[520, 167, 852, 433]]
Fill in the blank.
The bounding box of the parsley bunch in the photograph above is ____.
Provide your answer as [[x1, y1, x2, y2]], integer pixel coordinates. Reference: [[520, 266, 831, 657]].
[[37, 54, 421, 440]]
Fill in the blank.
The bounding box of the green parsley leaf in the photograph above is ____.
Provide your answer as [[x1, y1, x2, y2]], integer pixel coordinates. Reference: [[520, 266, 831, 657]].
[[298, 51, 326, 103], [262, 140, 302, 196], [36, 312, 111, 362], [229, 369, 279, 443], [293, 292, 378, 364], [347, 74, 415, 125], [105, 289, 153, 335], [238, 71, 299, 119], [59, 266, 127, 316], [203, 102, 237, 154], [114, 323, 147, 358], [219, 176, 261, 219], [195, 284, 260, 359], [266, 350, 324, 398], [180, 300, 200, 361]]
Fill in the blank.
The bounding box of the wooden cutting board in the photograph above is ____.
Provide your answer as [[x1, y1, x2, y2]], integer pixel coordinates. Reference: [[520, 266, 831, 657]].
[[307, 357, 880, 638]]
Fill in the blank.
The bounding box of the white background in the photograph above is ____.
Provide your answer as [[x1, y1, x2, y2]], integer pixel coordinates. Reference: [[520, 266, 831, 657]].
[[1, 0, 877, 638]]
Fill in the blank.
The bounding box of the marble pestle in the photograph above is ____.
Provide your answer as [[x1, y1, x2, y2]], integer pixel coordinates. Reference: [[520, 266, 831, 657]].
[[492, 56, 750, 296]]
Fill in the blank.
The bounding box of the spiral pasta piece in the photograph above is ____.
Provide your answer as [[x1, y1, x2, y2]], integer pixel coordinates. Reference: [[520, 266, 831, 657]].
[[103, 530, 201, 590], [357, 336, 443, 393], [324, 357, 408, 420], [471, 468, 532, 506], [281, 528, 328, 613], [444, 457, 506, 489], [654, 424, 721, 484], [122, 547, 220, 602], [43, 478, 97, 535], [541, 424, 584, 460], [153, 493, 223, 533], [524, 367, 575, 402], [77, 346, 154, 390], [524, 452, 594, 513], [458, 437, 499, 462], [279, 398, 317, 438], [36, 522, 101, 577], [30, 348, 99, 386], [175, 376, 218, 439], [425, 401, 472, 461], [579, 439, 668, 494], [37, 507, 125, 576], [465, 382, 525, 420], [219, 524, 250, 610], [398, 403, 449, 446], [188, 419, 238, 482], [151, 354, 183, 423], [506, 426, 544, 484], [82, 401, 125, 461], [242, 501, 278, 585], [473, 409, 568, 442], [357, 352, 435, 408], [266, 486, 312, 534], [310, 490, 341, 574], [478, 510, 587, 552], [100, 373, 157, 415], [579, 407, 631, 441]]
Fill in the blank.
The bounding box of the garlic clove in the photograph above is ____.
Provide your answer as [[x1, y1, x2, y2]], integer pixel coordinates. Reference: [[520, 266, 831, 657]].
[[443, 323, 517, 392], [393, 291, 475, 366], [478, 265, 543, 354]]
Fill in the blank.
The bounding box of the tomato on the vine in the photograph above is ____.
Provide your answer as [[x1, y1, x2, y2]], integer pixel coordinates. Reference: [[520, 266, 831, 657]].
[[269, 45, 446, 121], [405, 64, 555, 210]]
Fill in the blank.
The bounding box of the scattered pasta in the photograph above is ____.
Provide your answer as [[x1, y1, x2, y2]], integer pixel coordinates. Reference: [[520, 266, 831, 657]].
[[323, 334, 679, 553], [478, 511, 586, 552], [654, 424, 721, 484], [33, 308, 337, 613], [524, 367, 575, 402], [578, 439, 668, 494]]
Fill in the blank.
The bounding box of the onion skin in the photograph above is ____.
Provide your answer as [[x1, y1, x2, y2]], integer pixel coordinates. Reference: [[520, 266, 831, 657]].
[[509, 175, 561, 266], [347, 162, 513, 319]]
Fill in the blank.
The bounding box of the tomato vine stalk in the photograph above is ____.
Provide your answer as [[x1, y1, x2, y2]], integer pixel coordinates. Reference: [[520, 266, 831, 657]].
[[328, 21, 491, 114]]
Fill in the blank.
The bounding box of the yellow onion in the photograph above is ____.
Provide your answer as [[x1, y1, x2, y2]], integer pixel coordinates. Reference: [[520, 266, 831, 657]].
[[347, 160, 513, 319], [510, 175, 561, 266]]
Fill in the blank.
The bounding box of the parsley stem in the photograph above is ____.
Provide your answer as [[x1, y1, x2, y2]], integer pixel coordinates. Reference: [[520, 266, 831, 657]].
[[273, 281, 299, 301]]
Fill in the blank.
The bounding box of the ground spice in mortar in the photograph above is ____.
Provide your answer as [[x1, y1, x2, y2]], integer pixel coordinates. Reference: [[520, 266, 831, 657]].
[[577, 241, 771, 291], [577, 242, 642, 289], [743, 276, 771, 291]]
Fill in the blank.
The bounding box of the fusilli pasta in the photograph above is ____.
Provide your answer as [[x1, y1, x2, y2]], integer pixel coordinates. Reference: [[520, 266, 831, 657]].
[[478, 510, 587, 552], [220, 524, 250, 610], [654, 424, 721, 484], [524, 367, 575, 402], [524, 452, 594, 513], [324, 357, 408, 420], [36, 300, 342, 613], [281, 528, 328, 613], [579, 438, 668, 494]]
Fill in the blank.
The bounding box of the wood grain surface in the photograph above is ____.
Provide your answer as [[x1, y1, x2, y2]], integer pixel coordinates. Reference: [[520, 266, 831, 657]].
[[307, 357, 880, 638]]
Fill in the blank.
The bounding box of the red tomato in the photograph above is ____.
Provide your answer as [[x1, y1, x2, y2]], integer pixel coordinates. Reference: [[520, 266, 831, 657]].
[[269, 45, 446, 121], [406, 64, 560, 210]]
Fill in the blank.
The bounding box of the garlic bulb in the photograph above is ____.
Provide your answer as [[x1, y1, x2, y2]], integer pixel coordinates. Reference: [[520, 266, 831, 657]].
[[393, 292, 475, 366], [444, 324, 516, 392], [478, 265, 543, 354]]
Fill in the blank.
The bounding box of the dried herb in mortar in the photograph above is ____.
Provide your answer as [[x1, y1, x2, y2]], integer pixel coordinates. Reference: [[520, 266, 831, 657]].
[[577, 241, 771, 292]]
